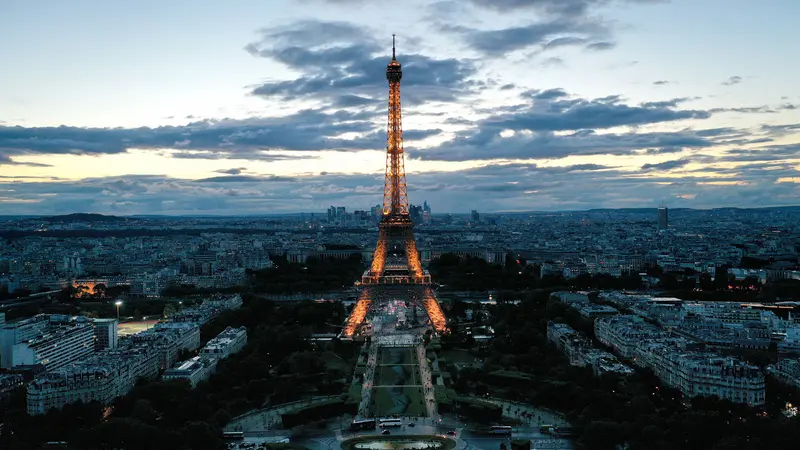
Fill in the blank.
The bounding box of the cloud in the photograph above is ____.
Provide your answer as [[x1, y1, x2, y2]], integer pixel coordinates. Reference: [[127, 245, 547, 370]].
[[214, 168, 247, 175], [653, 80, 670, 85], [0, 154, 52, 167], [468, 0, 663, 17], [585, 41, 616, 51], [482, 92, 710, 132], [195, 175, 297, 183], [246, 20, 479, 106], [527, 88, 569, 100], [447, 20, 610, 56], [641, 159, 690, 172], [5, 157, 798, 215], [0, 109, 444, 159], [418, 128, 715, 161], [722, 75, 743, 86], [410, 88, 718, 161]]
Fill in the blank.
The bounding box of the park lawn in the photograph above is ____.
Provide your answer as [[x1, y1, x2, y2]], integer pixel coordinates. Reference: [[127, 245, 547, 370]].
[[379, 347, 417, 366], [439, 349, 476, 364], [376, 363, 421, 387], [372, 386, 428, 417]]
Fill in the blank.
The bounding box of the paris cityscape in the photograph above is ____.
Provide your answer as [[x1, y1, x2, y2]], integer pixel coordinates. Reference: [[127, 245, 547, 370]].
[[2, 1, 800, 450]]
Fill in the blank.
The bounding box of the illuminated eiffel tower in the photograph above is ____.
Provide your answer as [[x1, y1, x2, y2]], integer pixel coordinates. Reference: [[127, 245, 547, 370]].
[[342, 36, 446, 338], [361, 35, 430, 286]]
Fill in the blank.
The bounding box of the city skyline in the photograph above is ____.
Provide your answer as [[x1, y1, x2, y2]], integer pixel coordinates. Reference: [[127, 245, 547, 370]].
[[2, 0, 800, 215]]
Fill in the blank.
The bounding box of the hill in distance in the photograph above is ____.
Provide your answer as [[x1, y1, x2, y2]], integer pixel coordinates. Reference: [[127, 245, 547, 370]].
[[41, 213, 140, 223]]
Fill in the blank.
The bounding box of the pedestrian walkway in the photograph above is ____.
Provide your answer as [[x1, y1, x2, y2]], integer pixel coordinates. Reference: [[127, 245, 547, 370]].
[[355, 343, 379, 419], [225, 395, 341, 432], [484, 398, 569, 427], [416, 343, 438, 420]]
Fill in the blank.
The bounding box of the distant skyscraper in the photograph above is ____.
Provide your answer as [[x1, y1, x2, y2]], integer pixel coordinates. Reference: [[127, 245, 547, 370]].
[[410, 204, 423, 223], [371, 204, 382, 221], [658, 207, 668, 230], [471, 210, 480, 222]]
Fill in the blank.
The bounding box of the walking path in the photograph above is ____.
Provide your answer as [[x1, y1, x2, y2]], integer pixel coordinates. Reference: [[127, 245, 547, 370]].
[[356, 343, 379, 419], [483, 398, 569, 427], [225, 395, 342, 432], [416, 342, 439, 420]]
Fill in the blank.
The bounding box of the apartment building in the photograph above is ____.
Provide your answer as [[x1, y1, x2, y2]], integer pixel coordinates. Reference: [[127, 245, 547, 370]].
[[767, 358, 800, 390], [27, 346, 159, 415], [1, 316, 95, 371], [162, 356, 218, 388], [635, 340, 765, 406], [595, 315, 668, 358], [200, 326, 247, 360]]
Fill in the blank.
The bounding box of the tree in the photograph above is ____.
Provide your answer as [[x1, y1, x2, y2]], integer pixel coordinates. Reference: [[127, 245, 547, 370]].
[[163, 303, 177, 318]]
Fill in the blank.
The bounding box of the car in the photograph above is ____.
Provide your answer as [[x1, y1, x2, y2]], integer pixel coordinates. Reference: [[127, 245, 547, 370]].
[[408, 423, 415, 427], [447, 431, 457, 436], [381, 430, 391, 435]]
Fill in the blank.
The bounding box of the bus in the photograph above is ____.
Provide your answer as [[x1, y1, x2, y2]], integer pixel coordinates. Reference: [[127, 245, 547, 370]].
[[490, 425, 512, 435], [552, 426, 576, 437], [350, 419, 377, 431], [222, 431, 244, 441], [379, 419, 403, 428]]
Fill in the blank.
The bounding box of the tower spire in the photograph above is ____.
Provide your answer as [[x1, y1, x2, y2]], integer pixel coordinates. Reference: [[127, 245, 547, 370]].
[[392, 34, 396, 60]]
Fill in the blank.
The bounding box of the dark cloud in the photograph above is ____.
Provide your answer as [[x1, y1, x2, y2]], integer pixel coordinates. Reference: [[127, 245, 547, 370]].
[[721, 144, 800, 162], [417, 128, 715, 161], [403, 129, 443, 141], [0, 154, 52, 167], [412, 88, 716, 161], [653, 80, 670, 85], [585, 41, 616, 51], [543, 37, 588, 49], [722, 75, 743, 86], [447, 20, 610, 56], [482, 94, 710, 132], [641, 159, 690, 172], [527, 88, 569, 100], [0, 109, 441, 159], [6, 157, 797, 215], [195, 175, 297, 183], [468, 0, 663, 17], [214, 168, 247, 175], [246, 21, 479, 106]]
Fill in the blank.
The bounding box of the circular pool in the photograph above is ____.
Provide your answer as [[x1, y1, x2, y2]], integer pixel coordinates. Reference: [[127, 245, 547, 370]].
[[341, 435, 455, 450]]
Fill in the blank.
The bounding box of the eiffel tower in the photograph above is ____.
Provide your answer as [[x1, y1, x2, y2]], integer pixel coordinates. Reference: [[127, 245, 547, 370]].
[[362, 35, 431, 286], [343, 37, 445, 339]]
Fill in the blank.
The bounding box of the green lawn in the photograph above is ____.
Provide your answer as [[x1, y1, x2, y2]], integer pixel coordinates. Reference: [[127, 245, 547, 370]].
[[372, 386, 428, 417], [379, 347, 417, 366], [440, 349, 476, 364], [376, 363, 421, 386]]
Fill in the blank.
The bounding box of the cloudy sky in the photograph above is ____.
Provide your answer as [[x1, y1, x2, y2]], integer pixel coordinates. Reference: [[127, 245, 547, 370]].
[[1, 0, 799, 215]]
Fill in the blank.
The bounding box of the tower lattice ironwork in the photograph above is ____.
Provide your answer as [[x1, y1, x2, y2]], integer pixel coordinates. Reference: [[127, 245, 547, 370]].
[[362, 36, 430, 285]]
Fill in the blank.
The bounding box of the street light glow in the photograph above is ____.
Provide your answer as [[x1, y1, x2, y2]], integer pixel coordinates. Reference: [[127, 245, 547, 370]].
[[115, 300, 122, 306]]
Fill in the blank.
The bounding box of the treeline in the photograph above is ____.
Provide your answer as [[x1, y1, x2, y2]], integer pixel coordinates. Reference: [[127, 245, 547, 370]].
[[0, 296, 352, 450], [247, 255, 364, 294], [445, 291, 800, 449], [429, 254, 641, 291]]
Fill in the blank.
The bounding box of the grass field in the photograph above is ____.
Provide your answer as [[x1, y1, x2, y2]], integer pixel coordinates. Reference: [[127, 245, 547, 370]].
[[376, 363, 421, 386], [373, 386, 428, 417], [379, 347, 417, 366], [373, 346, 427, 417]]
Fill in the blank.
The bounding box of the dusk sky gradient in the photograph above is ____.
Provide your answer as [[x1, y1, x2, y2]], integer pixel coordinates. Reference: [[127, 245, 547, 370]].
[[1, 0, 799, 215]]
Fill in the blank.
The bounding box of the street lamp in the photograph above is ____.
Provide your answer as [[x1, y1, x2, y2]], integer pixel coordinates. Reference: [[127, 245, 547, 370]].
[[115, 300, 122, 321]]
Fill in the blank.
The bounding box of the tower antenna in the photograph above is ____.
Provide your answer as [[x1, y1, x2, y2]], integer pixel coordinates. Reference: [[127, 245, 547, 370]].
[[392, 34, 396, 59]]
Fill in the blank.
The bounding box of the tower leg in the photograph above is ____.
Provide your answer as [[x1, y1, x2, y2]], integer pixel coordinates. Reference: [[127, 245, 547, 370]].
[[370, 228, 389, 279], [403, 232, 423, 280]]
